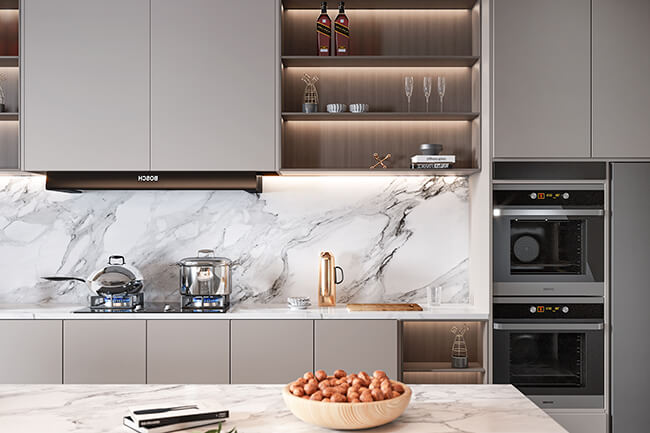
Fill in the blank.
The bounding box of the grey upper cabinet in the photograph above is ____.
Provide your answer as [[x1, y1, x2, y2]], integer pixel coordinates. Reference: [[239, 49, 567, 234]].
[[315, 320, 399, 379], [492, 0, 591, 158], [0, 320, 62, 384], [147, 320, 230, 384], [592, 0, 650, 158], [64, 320, 146, 384], [231, 320, 312, 384], [22, 0, 150, 171], [150, 0, 275, 171]]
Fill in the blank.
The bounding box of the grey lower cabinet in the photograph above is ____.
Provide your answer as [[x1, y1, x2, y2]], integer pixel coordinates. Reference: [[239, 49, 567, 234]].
[[0, 320, 62, 384], [314, 320, 398, 379], [147, 320, 230, 384], [63, 320, 146, 384], [592, 0, 650, 158], [22, 0, 150, 171], [150, 0, 275, 171], [230, 320, 313, 384], [492, 0, 591, 158]]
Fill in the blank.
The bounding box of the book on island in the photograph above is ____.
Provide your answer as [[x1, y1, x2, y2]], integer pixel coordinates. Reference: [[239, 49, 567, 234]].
[[410, 155, 456, 164], [123, 403, 229, 433]]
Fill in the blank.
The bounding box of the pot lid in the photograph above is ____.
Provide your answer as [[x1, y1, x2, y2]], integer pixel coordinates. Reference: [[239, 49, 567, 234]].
[[178, 249, 232, 267]]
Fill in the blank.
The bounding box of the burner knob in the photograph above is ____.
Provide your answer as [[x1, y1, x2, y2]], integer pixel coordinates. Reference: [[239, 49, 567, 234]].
[[529, 306, 536, 314], [562, 192, 570, 200], [529, 192, 537, 200], [562, 306, 569, 314], [164, 304, 172, 312], [134, 305, 143, 312]]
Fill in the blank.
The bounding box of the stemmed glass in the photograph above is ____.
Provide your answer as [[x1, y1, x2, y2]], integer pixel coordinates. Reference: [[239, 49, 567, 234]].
[[404, 76, 414, 112], [423, 76, 433, 112], [437, 76, 447, 112]]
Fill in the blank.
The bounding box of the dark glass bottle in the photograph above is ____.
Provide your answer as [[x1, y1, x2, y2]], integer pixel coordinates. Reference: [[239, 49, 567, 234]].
[[334, 1, 350, 56], [317, 2, 332, 56]]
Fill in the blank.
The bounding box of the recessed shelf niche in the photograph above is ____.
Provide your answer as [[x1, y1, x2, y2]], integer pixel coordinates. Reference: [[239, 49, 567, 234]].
[[279, 0, 481, 175], [0, 0, 19, 170], [401, 321, 485, 385]]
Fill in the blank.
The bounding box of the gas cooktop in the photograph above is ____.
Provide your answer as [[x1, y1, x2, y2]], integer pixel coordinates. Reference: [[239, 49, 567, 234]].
[[73, 302, 230, 313]]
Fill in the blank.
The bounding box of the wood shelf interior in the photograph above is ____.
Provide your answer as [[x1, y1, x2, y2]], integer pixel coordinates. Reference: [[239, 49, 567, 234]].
[[282, 8, 479, 57], [282, 0, 478, 9], [0, 7, 18, 56], [282, 118, 478, 170], [401, 321, 485, 384], [0, 3, 19, 171]]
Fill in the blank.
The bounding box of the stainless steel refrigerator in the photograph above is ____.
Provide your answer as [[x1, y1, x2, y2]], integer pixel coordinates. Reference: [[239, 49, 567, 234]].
[[610, 163, 650, 432]]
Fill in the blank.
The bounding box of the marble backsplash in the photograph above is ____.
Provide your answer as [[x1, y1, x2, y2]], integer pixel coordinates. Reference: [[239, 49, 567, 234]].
[[0, 175, 469, 305]]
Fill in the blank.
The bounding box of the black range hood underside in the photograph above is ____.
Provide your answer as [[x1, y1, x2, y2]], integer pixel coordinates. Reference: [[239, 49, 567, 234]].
[[45, 172, 263, 193]]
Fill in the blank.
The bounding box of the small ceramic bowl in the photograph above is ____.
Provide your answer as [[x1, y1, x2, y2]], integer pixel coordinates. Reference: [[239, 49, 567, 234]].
[[349, 103, 369, 113], [288, 297, 311, 306], [327, 104, 347, 113]]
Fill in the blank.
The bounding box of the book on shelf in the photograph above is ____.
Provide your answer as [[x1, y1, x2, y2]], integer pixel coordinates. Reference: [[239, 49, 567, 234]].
[[123, 403, 229, 433], [411, 162, 454, 169], [410, 155, 456, 164]]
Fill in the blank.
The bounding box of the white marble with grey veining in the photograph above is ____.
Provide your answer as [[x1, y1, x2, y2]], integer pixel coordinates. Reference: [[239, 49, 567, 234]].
[[0, 384, 567, 433], [0, 302, 489, 320], [0, 176, 470, 306]]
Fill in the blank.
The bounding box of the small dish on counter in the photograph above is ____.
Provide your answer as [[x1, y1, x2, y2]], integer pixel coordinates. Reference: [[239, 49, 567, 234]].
[[288, 296, 311, 310]]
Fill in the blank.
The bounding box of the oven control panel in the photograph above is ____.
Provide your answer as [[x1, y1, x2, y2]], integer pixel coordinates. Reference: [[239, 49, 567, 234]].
[[494, 303, 603, 319], [494, 190, 604, 207]]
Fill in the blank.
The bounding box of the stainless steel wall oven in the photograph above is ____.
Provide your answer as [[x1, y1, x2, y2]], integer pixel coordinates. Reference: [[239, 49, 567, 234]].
[[493, 184, 605, 296], [493, 297, 604, 409]]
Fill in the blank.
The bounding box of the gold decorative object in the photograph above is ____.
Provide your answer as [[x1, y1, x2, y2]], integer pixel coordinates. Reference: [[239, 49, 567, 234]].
[[370, 153, 392, 169], [301, 74, 320, 113], [450, 324, 470, 368]]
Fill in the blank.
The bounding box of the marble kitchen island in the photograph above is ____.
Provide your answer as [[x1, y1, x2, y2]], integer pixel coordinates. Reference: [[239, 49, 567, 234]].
[[0, 384, 566, 433]]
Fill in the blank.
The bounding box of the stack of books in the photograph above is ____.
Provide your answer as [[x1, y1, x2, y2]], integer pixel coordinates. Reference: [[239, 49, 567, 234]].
[[123, 404, 229, 433], [411, 154, 456, 169]]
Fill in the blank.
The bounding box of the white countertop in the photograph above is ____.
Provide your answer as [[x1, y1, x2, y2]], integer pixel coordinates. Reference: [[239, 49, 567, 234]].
[[0, 303, 489, 320], [0, 384, 566, 433]]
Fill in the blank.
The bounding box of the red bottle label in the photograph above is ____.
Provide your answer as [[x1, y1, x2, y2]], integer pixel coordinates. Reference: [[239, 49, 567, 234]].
[[317, 15, 332, 56], [334, 15, 349, 55]]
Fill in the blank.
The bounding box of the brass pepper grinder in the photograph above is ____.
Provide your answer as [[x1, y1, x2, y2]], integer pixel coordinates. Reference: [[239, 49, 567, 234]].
[[318, 251, 344, 307]]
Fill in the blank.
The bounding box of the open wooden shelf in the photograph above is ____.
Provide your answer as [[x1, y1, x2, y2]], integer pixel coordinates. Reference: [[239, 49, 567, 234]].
[[0, 56, 18, 67], [282, 112, 479, 121], [282, 56, 479, 68], [0, 112, 18, 121], [280, 168, 480, 176], [403, 361, 485, 373], [282, 0, 478, 9]]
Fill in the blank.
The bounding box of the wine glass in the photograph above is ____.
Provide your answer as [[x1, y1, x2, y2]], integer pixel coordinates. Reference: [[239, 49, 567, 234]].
[[423, 76, 433, 112], [404, 76, 414, 113], [438, 76, 447, 112]]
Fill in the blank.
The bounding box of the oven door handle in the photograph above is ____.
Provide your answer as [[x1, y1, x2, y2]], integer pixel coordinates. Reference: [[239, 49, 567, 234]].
[[494, 209, 604, 217], [493, 323, 604, 331]]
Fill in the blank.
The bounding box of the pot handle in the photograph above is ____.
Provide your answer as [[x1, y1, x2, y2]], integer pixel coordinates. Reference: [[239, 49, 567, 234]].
[[108, 255, 125, 265], [198, 249, 215, 257], [42, 276, 87, 283]]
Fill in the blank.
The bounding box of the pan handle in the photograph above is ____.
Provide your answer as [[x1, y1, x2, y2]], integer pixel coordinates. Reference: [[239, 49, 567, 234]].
[[108, 255, 125, 265], [41, 276, 87, 283]]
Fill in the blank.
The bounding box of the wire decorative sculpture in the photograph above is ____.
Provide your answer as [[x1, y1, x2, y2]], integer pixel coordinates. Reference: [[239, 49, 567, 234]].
[[302, 74, 320, 105], [450, 324, 470, 368]]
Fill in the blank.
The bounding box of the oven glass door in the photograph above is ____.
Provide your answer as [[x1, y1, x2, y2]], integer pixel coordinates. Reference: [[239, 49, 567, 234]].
[[493, 325, 604, 396], [493, 213, 604, 294], [510, 219, 583, 275]]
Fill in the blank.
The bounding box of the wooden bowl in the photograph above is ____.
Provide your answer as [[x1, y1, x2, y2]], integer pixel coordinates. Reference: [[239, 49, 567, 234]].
[[282, 380, 411, 430]]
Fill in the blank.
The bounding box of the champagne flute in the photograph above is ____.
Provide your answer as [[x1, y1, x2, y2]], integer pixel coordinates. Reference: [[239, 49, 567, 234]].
[[423, 76, 433, 112], [438, 76, 446, 112], [404, 76, 414, 113]]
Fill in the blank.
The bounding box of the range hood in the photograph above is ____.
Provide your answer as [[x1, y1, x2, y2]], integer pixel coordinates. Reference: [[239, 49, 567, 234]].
[[45, 172, 262, 193]]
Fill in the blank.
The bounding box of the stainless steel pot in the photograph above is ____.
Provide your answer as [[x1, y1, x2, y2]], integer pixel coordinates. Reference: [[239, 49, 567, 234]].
[[177, 249, 231, 296], [43, 255, 144, 296]]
